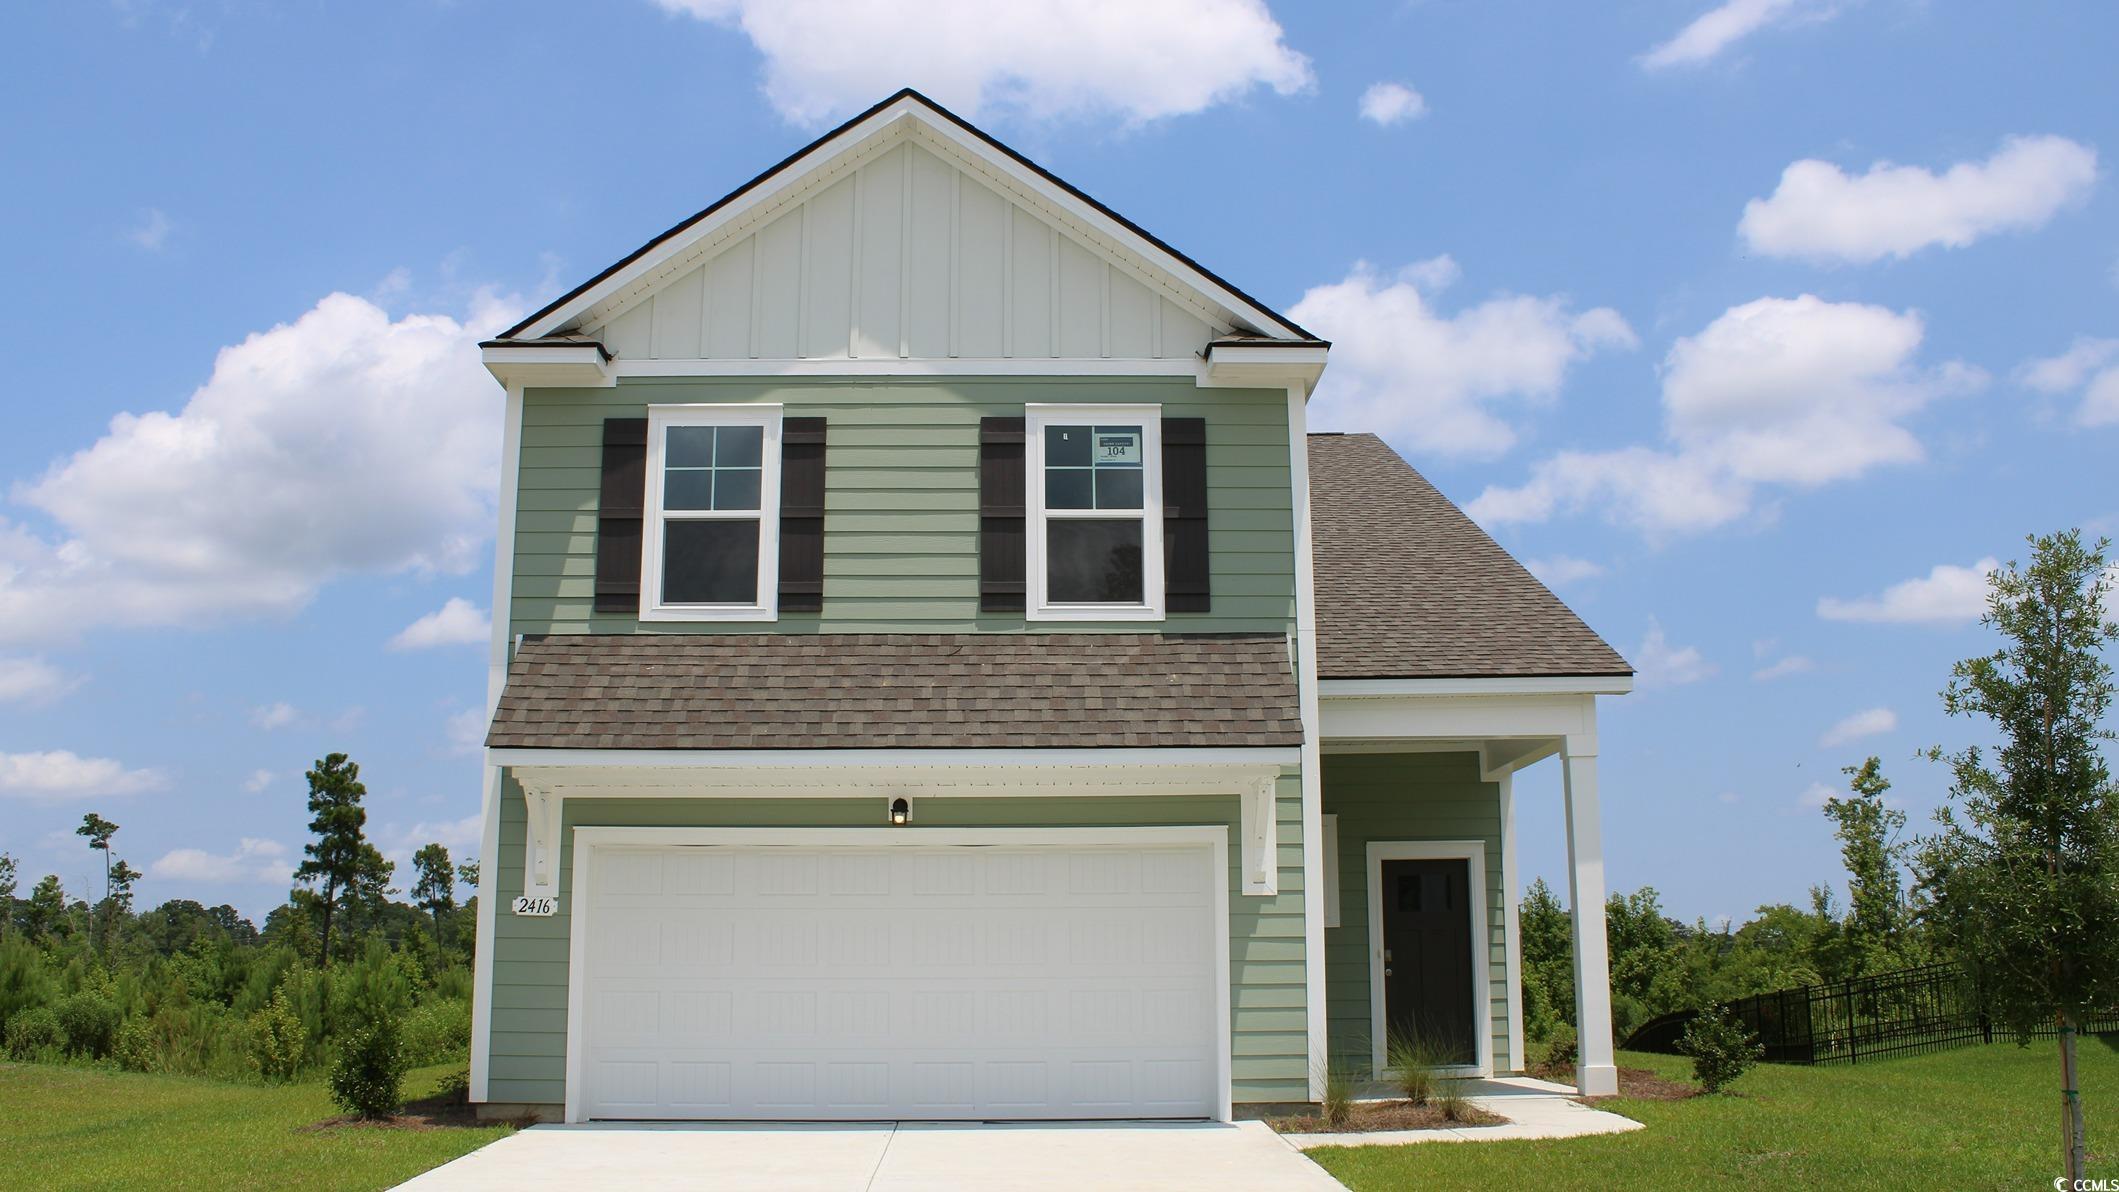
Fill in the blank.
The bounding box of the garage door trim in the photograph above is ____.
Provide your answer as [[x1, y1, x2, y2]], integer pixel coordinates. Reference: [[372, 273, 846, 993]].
[[562, 825, 1233, 1123]]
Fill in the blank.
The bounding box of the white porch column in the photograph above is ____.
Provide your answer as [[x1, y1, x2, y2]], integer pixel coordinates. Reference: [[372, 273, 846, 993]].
[[1561, 732, 1618, 1096]]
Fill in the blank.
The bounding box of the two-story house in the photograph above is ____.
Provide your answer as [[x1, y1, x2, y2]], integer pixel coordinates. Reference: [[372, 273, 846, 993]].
[[468, 90, 1631, 1124]]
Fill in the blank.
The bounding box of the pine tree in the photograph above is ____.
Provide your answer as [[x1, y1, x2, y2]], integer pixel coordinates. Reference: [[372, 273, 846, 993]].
[[1823, 757, 1910, 977], [293, 754, 378, 968], [411, 844, 455, 945]]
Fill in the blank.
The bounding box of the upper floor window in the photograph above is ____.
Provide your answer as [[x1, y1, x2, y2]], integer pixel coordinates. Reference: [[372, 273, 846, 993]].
[[1026, 404, 1163, 621], [642, 404, 782, 621]]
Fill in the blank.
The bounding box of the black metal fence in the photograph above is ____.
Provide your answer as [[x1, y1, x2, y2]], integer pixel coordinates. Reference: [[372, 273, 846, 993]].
[[1629, 963, 2119, 1065]]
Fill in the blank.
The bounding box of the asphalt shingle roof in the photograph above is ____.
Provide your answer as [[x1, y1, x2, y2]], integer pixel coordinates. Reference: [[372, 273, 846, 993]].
[[1308, 432, 1631, 680], [487, 632, 1302, 751]]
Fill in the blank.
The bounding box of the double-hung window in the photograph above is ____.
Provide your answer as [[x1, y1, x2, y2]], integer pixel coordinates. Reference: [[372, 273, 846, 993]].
[[1026, 404, 1163, 620], [641, 404, 781, 621]]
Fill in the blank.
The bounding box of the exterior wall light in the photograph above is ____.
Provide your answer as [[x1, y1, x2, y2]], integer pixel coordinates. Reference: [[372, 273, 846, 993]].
[[888, 796, 911, 826]]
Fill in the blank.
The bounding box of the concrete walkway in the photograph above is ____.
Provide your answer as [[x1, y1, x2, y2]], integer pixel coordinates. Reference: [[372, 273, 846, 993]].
[[1280, 1075, 1645, 1150], [394, 1120, 1348, 1191]]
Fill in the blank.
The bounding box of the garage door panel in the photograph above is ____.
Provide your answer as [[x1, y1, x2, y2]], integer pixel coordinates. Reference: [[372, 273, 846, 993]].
[[580, 841, 1220, 1120]]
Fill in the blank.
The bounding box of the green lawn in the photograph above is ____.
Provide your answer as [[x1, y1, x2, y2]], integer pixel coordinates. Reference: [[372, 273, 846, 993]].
[[1311, 1041, 2118, 1190], [4, 1062, 513, 1192]]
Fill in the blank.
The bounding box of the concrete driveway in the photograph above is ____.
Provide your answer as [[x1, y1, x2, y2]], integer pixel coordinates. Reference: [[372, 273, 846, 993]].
[[395, 1120, 1347, 1191]]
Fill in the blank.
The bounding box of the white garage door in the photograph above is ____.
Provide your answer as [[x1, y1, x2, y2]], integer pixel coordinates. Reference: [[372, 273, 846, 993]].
[[576, 836, 1223, 1121]]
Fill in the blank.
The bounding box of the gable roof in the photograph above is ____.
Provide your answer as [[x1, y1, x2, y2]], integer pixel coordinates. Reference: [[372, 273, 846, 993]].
[[487, 632, 1302, 751], [496, 88, 1319, 349], [1307, 433, 1631, 680]]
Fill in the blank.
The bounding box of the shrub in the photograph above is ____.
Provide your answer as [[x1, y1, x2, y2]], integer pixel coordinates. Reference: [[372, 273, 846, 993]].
[[1543, 1031, 1578, 1073], [399, 997, 472, 1066], [56, 991, 120, 1059], [113, 1016, 158, 1072], [247, 990, 305, 1083], [1432, 1076, 1474, 1123], [1314, 1054, 1362, 1128], [329, 1017, 409, 1120], [0, 935, 50, 1028], [1385, 1029, 1451, 1106], [6, 1005, 63, 1059], [1678, 1007, 1763, 1094]]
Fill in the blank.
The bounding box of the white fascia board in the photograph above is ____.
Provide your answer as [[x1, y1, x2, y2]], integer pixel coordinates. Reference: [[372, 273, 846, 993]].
[[1320, 675, 1634, 698], [489, 746, 1300, 770], [1202, 344, 1329, 398], [609, 358, 1206, 379], [480, 344, 614, 389]]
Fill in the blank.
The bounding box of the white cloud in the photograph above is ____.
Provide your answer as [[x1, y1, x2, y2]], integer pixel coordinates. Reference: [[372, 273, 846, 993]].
[[0, 289, 518, 646], [0, 657, 79, 703], [1292, 258, 1636, 457], [652, 0, 1314, 126], [1634, 620, 1715, 688], [1739, 135, 2099, 264], [1358, 82, 1426, 127], [147, 837, 289, 884], [1817, 557, 1998, 624], [250, 701, 299, 730], [1798, 780, 1836, 809], [447, 707, 487, 756], [1469, 295, 1982, 536], [1752, 654, 1816, 681], [126, 207, 173, 251], [389, 597, 491, 651], [1640, 0, 1839, 70], [2019, 337, 2119, 428], [0, 750, 164, 799], [379, 812, 484, 876], [1821, 705, 1897, 747], [242, 769, 273, 794], [1525, 556, 1606, 587]]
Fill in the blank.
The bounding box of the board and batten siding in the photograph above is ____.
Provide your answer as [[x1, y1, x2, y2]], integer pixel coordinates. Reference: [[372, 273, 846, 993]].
[[485, 777, 1311, 1109], [510, 375, 1296, 635], [1322, 751, 1512, 1073], [583, 140, 1221, 363]]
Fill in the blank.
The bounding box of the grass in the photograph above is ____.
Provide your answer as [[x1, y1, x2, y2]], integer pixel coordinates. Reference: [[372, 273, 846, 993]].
[[1309, 1041, 2119, 1190], [3, 1061, 513, 1192]]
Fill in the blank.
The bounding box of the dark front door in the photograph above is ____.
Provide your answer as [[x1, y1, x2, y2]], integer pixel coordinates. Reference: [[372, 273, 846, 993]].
[[1379, 858, 1476, 1065]]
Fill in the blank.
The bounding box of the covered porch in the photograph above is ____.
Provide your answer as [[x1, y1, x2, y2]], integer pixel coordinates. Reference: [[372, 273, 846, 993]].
[[1316, 675, 1627, 1097]]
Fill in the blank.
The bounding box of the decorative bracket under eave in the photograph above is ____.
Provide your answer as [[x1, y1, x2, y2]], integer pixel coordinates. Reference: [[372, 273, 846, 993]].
[[520, 780, 563, 899], [1242, 772, 1279, 897]]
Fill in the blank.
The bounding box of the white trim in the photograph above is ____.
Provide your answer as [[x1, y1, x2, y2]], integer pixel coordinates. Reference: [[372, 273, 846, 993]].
[[1499, 773, 1525, 1074], [1201, 344, 1329, 397], [640, 403, 783, 622], [1287, 383, 1329, 1101], [1320, 813, 1341, 929], [490, 745, 1297, 770], [1024, 404, 1165, 622], [469, 381, 524, 1106], [1364, 840, 1492, 1081], [609, 357, 1206, 379], [480, 344, 613, 389], [1321, 675, 1633, 698], [562, 825, 1233, 1124], [514, 97, 1304, 348]]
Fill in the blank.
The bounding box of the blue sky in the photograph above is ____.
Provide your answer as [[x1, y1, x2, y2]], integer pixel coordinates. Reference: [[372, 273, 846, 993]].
[[2, 1, 2114, 927]]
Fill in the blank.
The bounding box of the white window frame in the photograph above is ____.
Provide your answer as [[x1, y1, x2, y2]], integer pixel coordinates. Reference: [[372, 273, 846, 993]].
[[640, 403, 782, 622], [1025, 403, 1164, 622]]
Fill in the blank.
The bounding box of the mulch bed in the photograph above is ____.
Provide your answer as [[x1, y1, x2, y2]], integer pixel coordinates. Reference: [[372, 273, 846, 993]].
[[1270, 1099, 1506, 1134], [1530, 1061, 1701, 1102], [305, 1084, 536, 1133]]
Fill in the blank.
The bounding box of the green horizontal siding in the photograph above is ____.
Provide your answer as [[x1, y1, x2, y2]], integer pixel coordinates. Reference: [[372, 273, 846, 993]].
[[509, 376, 1296, 635], [1322, 751, 1512, 1074], [487, 772, 1310, 1107]]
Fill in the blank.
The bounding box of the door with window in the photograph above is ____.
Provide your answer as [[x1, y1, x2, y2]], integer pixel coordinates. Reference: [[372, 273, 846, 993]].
[[1378, 858, 1477, 1065]]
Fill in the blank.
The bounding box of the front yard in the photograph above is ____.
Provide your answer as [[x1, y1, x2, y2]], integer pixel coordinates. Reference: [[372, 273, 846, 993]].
[[4, 1062, 512, 1192], [1311, 1041, 2117, 1189]]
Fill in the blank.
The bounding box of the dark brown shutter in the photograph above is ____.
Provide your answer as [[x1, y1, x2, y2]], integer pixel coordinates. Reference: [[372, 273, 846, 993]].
[[777, 417, 828, 612], [1162, 416, 1209, 613], [978, 416, 1027, 612], [593, 417, 647, 614]]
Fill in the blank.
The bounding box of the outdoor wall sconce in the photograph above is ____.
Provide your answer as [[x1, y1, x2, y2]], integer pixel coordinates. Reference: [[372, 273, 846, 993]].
[[888, 797, 912, 826]]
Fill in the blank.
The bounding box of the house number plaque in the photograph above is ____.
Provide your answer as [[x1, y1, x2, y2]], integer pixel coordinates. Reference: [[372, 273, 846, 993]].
[[511, 895, 558, 917]]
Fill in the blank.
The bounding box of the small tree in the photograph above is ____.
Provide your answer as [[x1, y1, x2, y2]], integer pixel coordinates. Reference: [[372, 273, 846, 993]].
[[0, 853, 16, 937], [294, 754, 375, 967], [1519, 877, 1575, 1039], [22, 876, 64, 940], [1677, 1007, 1762, 1093], [1917, 530, 2119, 1184], [1823, 757, 1911, 977], [108, 860, 141, 912], [411, 843, 454, 945]]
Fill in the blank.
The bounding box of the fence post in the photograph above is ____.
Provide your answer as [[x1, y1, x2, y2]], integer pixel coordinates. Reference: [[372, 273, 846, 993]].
[[1845, 981, 1858, 1064]]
